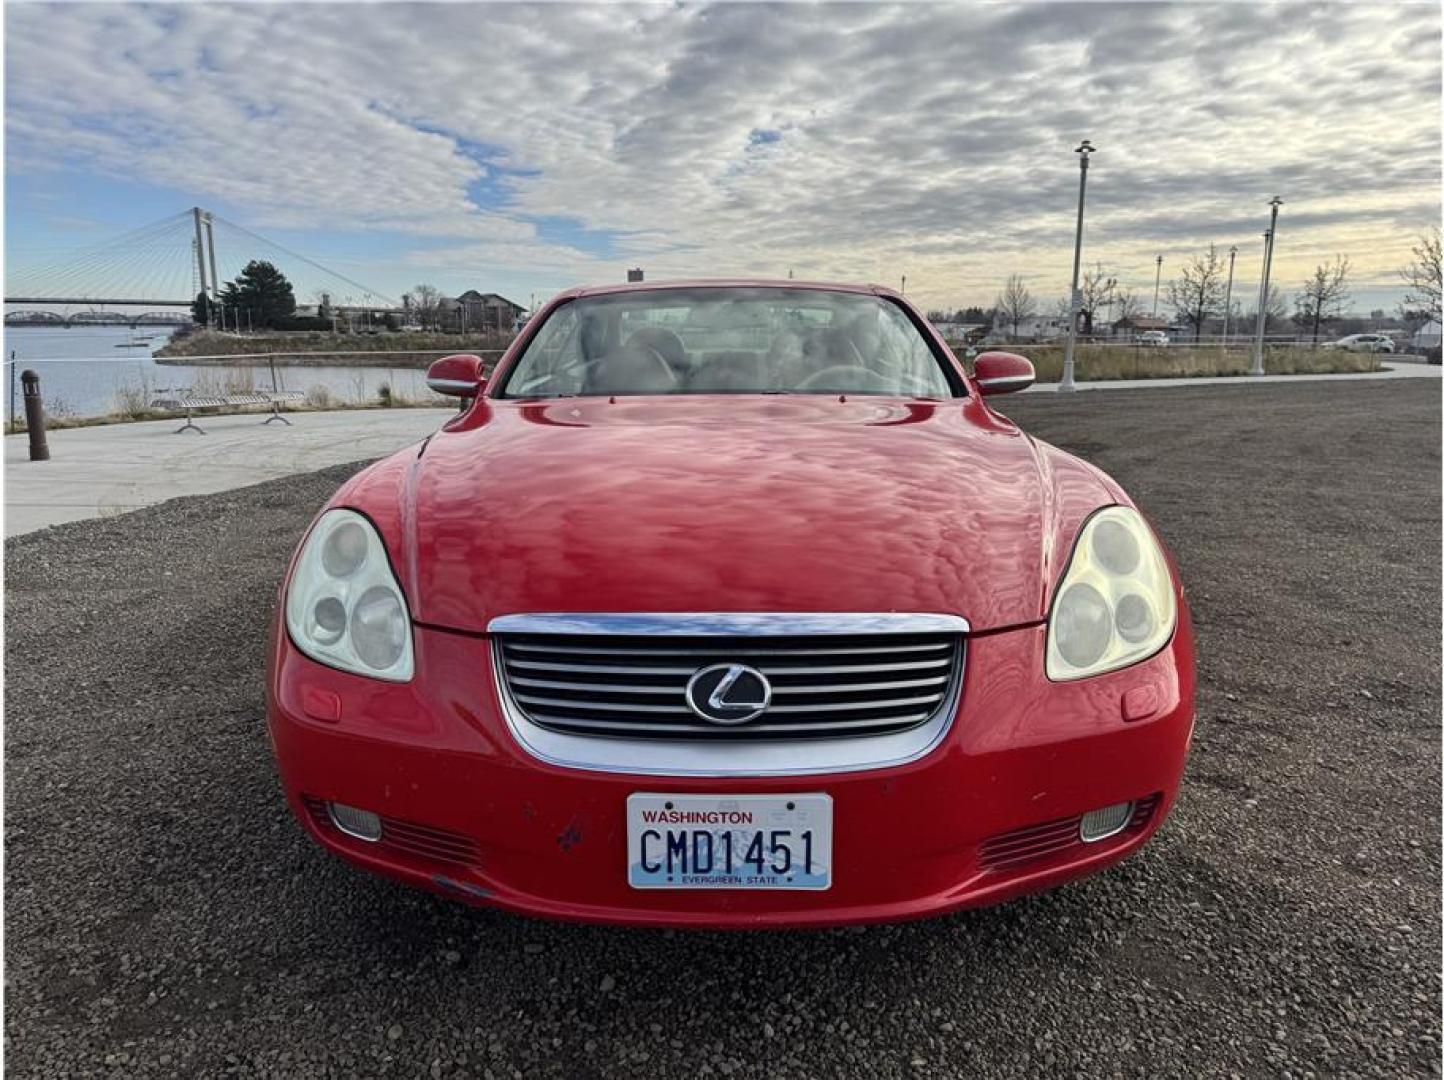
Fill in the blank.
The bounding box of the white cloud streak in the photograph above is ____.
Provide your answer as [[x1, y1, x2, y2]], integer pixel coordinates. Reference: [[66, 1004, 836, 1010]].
[[5, 2, 1440, 308]]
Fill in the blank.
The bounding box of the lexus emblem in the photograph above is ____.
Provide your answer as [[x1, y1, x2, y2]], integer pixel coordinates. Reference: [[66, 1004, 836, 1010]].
[[685, 663, 772, 725]]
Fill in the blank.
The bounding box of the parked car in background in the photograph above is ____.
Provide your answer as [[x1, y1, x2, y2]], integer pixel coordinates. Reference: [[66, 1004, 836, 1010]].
[[1137, 330, 1170, 347], [1324, 333, 1395, 353], [269, 279, 1196, 928]]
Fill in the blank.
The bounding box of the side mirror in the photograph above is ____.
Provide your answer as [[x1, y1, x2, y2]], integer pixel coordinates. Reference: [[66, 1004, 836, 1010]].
[[426, 354, 487, 397], [973, 351, 1035, 395]]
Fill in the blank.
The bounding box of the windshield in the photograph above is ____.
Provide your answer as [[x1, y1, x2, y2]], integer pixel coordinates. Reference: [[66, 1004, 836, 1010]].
[[496, 288, 958, 398]]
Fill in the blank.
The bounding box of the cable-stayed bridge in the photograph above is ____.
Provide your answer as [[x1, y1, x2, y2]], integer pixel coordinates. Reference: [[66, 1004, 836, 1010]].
[[5, 208, 400, 325]]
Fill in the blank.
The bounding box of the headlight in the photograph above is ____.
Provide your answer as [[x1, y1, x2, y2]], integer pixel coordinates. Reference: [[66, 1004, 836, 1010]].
[[284, 509, 414, 681], [1046, 506, 1176, 681]]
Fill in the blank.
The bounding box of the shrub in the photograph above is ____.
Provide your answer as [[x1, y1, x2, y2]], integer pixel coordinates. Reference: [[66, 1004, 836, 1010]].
[[304, 384, 335, 408], [112, 379, 154, 420]]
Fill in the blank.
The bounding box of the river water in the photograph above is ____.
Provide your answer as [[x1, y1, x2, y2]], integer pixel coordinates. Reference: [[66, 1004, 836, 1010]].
[[3, 327, 440, 421]]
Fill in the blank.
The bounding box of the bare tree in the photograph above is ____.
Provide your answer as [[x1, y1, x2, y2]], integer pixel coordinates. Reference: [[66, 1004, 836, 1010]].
[[1113, 288, 1143, 324], [1240, 285, 1287, 335], [1293, 256, 1351, 344], [410, 283, 443, 330], [1078, 262, 1117, 336], [1398, 226, 1442, 327], [993, 274, 1035, 339], [1167, 245, 1227, 343], [1264, 284, 1288, 329]]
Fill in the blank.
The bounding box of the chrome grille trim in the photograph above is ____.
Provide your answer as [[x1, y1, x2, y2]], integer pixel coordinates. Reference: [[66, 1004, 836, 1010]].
[[505, 640, 951, 657], [498, 635, 958, 738], [488, 612, 970, 636], [504, 656, 953, 676], [488, 612, 969, 777]]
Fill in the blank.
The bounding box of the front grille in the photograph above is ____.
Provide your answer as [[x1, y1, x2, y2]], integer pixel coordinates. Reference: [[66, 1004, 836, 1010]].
[[495, 631, 964, 740], [302, 796, 479, 867], [979, 795, 1162, 873]]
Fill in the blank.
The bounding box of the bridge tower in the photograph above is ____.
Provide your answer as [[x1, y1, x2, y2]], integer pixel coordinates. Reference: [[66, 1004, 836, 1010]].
[[205, 212, 219, 307], [192, 207, 209, 306], [191, 207, 221, 328]]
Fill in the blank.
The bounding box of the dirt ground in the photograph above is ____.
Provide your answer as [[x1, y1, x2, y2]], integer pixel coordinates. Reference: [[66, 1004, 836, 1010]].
[[6, 379, 1439, 1077]]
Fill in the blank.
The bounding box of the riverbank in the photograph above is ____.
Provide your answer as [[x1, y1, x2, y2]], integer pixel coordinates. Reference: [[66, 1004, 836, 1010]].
[[154, 329, 514, 366], [10, 323, 1388, 430], [7, 356, 1431, 437]]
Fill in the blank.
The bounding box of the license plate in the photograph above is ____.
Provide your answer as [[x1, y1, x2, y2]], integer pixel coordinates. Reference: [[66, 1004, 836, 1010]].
[[626, 793, 832, 890]]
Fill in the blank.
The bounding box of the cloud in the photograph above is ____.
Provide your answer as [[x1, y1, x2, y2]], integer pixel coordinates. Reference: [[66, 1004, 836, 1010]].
[[5, 2, 1440, 308]]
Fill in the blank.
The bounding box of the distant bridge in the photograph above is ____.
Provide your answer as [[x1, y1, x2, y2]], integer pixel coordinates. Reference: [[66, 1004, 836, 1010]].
[[5, 309, 193, 328], [5, 208, 398, 332]]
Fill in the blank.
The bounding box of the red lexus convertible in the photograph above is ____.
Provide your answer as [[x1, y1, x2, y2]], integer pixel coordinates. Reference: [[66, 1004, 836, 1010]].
[[268, 280, 1194, 927]]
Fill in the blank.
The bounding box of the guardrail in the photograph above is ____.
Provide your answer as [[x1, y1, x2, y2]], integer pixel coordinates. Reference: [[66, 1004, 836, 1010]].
[[151, 347, 510, 363], [954, 336, 1418, 352]]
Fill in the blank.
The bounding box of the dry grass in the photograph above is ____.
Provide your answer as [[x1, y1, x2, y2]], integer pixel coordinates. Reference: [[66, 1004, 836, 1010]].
[[111, 383, 154, 422], [190, 367, 260, 396], [157, 329, 514, 364], [303, 384, 336, 409], [956, 344, 1383, 382]]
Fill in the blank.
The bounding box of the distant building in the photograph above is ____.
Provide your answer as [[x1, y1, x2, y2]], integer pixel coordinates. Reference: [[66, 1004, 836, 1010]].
[[931, 321, 987, 341], [1010, 314, 1070, 341], [1110, 315, 1172, 340], [438, 290, 526, 332]]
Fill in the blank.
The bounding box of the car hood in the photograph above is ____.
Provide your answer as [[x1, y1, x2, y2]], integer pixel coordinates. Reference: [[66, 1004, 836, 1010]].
[[341, 396, 1118, 635]]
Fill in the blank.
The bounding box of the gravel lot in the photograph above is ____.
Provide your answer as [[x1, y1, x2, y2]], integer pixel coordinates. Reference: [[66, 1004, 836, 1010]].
[[6, 380, 1440, 1078]]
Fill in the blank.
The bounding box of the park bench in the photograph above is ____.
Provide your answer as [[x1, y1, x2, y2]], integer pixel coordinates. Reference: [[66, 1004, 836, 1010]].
[[149, 389, 306, 434]]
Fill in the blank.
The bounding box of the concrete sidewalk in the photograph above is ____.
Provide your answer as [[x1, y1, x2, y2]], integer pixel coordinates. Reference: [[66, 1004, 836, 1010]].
[[1020, 360, 1441, 393], [4, 408, 452, 537]]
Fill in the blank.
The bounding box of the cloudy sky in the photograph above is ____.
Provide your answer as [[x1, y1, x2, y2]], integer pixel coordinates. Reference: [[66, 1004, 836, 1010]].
[[5, 1, 1441, 313]]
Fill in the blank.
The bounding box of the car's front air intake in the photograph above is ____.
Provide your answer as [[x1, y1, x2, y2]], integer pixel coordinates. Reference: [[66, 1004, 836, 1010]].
[[979, 794, 1162, 872], [493, 619, 965, 741], [301, 795, 479, 867]]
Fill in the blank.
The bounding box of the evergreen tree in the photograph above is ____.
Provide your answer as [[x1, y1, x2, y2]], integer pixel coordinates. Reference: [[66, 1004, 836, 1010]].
[[223, 260, 297, 329]]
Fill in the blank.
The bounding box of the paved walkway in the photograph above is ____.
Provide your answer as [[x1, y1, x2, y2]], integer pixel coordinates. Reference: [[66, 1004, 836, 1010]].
[[5, 364, 1439, 537], [4, 408, 452, 537], [1021, 360, 1441, 393]]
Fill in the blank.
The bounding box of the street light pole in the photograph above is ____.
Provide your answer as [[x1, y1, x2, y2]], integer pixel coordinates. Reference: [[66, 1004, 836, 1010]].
[[1222, 245, 1237, 347], [1254, 228, 1272, 360], [1251, 197, 1283, 376], [1058, 139, 1095, 393], [1152, 255, 1163, 316]]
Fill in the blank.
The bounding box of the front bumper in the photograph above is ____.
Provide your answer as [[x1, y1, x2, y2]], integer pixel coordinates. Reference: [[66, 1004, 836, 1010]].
[[267, 610, 1194, 928]]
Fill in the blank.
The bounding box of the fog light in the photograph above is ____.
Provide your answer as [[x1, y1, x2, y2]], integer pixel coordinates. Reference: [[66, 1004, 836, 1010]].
[[328, 802, 382, 842], [1079, 801, 1133, 843]]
